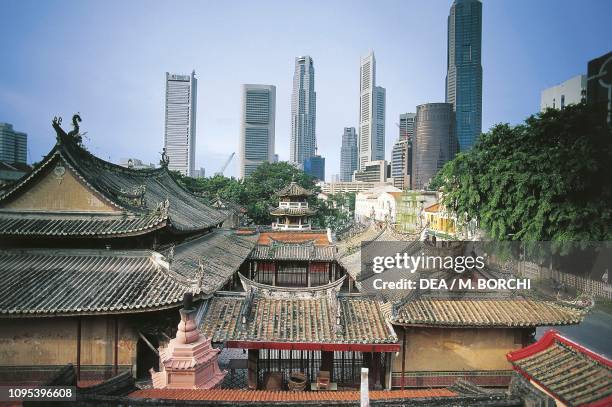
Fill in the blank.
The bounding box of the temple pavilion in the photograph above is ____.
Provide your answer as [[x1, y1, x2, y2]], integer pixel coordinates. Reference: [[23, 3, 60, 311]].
[[270, 181, 315, 231]]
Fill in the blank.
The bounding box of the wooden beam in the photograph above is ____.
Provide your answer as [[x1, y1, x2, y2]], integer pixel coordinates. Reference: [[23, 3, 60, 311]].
[[76, 317, 81, 382], [113, 316, 119, 376]]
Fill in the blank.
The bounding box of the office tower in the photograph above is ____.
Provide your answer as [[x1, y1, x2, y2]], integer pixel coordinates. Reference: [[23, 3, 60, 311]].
[[358, 51, 385, 170], [446, 0, 482, 151], [290, 56, 316, 166], [164, 71, 197, 176], [0, 123, 27, 164], [399, 113, 416, 141], [411, 103, 456, 190], [586, 51, 612, 127], [392, 113, 416, 190], [353, 160, 387, 183], [391, 139, 409, 190], [239, 84, 276, 178], [304, 155, 325, 181], [340, 127, 358, 182], [541, 75, 587, 111]]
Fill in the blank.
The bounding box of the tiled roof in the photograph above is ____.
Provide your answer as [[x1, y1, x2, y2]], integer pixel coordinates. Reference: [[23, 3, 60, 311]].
[[0, 129, 226, 235], [508, 330, 612, 406], [250, 241, 335, 261], [0, 230, 256, 317], [0, 211, 166, 237], [257, 230, 330, 246], [199, 276, 397, 348], [169, 230, 258, 295], [269, 207, 316, 216], [392, 297, 585, 327], [129, 388, 458, 402], [276, 181, 313, 197], [0, 248, 190, 317]]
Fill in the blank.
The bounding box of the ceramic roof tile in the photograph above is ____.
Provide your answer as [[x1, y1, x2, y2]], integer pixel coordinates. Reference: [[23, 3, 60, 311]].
[[508, 330, 612, 406]]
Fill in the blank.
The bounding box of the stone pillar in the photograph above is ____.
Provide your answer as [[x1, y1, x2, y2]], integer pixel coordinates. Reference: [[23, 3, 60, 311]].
[[247, 349, 259, 390]]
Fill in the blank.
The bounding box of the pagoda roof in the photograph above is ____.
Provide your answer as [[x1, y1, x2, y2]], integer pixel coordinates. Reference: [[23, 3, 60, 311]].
[[199, 275, 398, 351], [250, 240, 335, 261], [507, 330, 612, 406], [0, 229, 257, 317], [0, 121, 226, 237], [257, 230, 331, 246], [276, 181, 313, 197]]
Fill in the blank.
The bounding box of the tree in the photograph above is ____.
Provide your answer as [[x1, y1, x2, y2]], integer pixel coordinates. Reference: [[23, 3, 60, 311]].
[[431, 103, 612, 243]]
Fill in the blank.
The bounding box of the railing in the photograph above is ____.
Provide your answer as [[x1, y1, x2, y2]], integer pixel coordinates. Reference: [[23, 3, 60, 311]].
[[279, 201, 308, 209], [272, 223, 311, 231]]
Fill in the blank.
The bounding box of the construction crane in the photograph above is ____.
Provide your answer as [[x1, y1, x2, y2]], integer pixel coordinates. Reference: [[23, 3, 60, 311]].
[[215, 152, 235, 176]]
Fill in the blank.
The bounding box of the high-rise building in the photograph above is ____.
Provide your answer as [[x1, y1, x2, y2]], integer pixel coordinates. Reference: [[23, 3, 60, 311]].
[[164, 71, 197, 176], [358, 51, 385, 170], [0, 123, 27, 164], [340, 127, 358, 182], [411, 103, 457, 190], [391, 139, 409, 190], [446, 0, 482, 151], [290, 56, 316, 167], [392, 113, 416, 190], [304, 155, 325, 181], [239, 84, 276, 178], [541, 75, 586, 111]]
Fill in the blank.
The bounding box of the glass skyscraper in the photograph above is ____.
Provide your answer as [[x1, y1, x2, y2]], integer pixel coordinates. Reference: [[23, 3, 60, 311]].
[[240, 84, 276, 178], [446, 0, 482, 151], [290, 56, 316, 167], [340, 127, 358, 182], [358, 51, 386, 170]]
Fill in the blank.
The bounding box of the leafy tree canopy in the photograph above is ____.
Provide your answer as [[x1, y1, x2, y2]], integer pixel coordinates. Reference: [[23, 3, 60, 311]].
[[431, 103, 612, 242]]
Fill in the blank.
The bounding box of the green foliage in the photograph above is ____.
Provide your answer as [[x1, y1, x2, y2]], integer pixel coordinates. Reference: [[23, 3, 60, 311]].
[[174, 162, 352, 230], [431, 103, 612, 243]]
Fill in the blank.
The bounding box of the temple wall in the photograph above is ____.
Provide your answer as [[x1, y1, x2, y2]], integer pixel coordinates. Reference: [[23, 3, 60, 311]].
[[393, 327, 523, 372], [0, 316, 137, 382], [390, 326, 527, 387], [2, 163, 119, 212]]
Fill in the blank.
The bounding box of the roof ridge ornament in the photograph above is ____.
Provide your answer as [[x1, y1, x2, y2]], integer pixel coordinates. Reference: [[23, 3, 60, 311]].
[[160, 148, 170, 167], [157, 198, 170, 217], [52, 114, 82, 144]]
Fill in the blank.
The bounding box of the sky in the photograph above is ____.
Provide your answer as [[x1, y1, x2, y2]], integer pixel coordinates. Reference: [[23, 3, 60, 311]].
[[1, 0, 611, 180]]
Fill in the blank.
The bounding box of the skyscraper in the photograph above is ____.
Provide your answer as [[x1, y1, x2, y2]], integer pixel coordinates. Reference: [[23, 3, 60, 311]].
[[340, 127, 358, 182], [0, 123, 27, 164], [391, 113, 416, 190], [446, 0, 482, 151], [239, 84, 276, 178], [164, 71, 197, 176], [411, 103, 456, 190], [358, 51, 386, 170], [290, 56, 316, 167], [304, 155, 325, 181]]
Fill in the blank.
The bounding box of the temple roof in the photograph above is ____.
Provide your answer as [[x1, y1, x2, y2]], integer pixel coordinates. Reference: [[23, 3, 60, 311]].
[[199, 275, 398, 350], [276, 181, 313, 197], [391, 296, 585, 328], [507, 330, 612, 406], [0, 230, 257, 317], [0, 211, 167, 237], [0, 123, 225, 237], [257, 230, 331, 246], [250, 240, 335, 261]]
